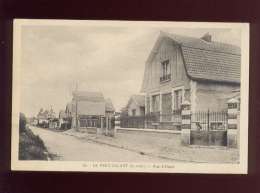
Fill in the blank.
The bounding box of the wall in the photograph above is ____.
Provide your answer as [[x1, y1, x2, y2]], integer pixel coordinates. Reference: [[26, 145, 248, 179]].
[[195, 81, 240, 111], [190, 130, 227, 146]]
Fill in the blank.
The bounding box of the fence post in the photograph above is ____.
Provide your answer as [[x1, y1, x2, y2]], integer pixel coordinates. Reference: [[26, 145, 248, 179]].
[[105, 116, 109, 135], [227, 98, 239, 148], [207, 109, 210, 131], [115, 113, 120, 129], [97, 116, 103, 135], [181, 100, 191, 145], [110, 115, 116, 137]]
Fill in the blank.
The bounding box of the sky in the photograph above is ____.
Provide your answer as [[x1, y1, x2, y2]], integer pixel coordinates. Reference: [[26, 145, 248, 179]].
[[19, 22, 241, 117]]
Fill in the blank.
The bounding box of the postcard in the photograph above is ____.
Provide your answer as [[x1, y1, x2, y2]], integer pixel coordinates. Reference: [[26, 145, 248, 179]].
[[12, 19, 249, 173]]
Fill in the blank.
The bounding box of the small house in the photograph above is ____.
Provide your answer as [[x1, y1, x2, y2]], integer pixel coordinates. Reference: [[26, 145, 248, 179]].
[[125, 95, 145, 116], [119, 95, 145, 128]]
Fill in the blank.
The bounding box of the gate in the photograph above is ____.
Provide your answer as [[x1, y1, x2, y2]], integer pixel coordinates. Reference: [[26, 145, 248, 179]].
[[191, 110, 228, 131], [190, 110, 228, 146]]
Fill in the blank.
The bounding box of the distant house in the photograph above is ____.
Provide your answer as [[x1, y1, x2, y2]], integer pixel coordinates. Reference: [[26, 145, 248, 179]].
[[28, 117, 38, 126], [125, 95, 145, 116], [37, 109, 47, 124], [66, 91, 115, 128], [120, 107, 128, 117], [119, 95, 145, 128], [37, 109, 50, 127], [141, 32, 241, 129]]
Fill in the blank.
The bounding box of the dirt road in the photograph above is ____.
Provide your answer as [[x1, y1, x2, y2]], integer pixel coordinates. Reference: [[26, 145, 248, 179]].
[[30, 126, 169, 162]]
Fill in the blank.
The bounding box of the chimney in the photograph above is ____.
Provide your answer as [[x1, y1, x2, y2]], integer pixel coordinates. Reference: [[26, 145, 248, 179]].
[[201, 32, 212, 42]]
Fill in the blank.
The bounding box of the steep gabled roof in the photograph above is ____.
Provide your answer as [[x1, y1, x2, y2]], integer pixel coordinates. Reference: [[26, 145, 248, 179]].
[[126, 95, 145, 109], [72, 91, 105, 102], [105, 98, 115, 112], [142, 32, 241, 91], [77, 100, 106, 116], [67, 91, 115, 115], [133, 95, 145, 107], [161, 32, 240, 55]]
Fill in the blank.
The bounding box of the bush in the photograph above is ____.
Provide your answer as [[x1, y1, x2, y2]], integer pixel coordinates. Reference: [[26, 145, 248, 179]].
[[19, 113, 27, 133], [19, 128, 49, 160]]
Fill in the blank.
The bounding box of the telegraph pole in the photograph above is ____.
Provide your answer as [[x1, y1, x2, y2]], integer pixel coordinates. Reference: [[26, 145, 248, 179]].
[[75, 82, 78, 130]]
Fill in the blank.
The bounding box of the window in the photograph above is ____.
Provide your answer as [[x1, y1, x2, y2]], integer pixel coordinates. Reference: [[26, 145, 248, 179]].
[[160, 60, 171, 82], [174, 89, 183, 110], [132, 109, 136, 116], [152, 95, 160, 112]]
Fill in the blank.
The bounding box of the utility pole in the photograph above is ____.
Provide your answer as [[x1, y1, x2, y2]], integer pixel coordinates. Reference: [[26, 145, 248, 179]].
[[75, 82, 78, 130]]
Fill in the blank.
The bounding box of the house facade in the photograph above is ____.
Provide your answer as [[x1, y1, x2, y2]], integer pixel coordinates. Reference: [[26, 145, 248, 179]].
[[141, 32, 241, 129], [37, 107, 56, 127], [65, 91, 115, 129], [125, 95, 145, 116]]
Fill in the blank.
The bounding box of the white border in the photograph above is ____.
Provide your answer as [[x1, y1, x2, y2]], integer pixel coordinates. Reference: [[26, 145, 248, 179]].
[[11, 19, 249, 174]]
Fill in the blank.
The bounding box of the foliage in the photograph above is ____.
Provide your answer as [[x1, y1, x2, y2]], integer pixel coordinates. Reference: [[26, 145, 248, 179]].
[[19, 127, 49, 160], [19, 113, 27, 133]]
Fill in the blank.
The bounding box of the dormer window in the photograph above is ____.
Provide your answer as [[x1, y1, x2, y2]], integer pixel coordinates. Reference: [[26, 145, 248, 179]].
[[160, 59, 171, 83]]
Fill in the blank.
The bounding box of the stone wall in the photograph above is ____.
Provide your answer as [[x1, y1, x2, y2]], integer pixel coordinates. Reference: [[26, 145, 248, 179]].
[[190, 130, 227, 146]]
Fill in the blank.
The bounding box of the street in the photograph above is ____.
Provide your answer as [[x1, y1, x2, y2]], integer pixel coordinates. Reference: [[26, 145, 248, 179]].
[[30, 126, 170, 162]]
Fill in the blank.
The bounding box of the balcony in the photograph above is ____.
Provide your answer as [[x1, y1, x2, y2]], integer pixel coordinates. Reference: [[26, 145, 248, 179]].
[[160, 74, 171, 83]]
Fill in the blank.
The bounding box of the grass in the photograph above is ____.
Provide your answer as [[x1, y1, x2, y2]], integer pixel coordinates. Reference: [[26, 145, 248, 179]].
[[19, 127, 51, 160]]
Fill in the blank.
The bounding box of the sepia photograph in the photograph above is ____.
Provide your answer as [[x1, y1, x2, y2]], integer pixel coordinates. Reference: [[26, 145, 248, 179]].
[[11, 20, 249, 173]]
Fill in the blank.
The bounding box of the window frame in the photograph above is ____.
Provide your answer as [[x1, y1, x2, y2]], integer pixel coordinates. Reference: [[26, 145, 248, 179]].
[[172, 86, 185, 111], [160, 59, 171, 83]]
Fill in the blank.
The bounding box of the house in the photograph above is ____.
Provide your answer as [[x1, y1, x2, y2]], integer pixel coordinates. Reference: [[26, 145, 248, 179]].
[[120, 107, 128, 117], [66, 91, 115, 128], [37, 109, 49, 127], [141, 32, 241, 129], [36, 107, 57, 128], [125, 95, 145, 116], [28, 117, 38, 126], [119, 95, 145, 128]]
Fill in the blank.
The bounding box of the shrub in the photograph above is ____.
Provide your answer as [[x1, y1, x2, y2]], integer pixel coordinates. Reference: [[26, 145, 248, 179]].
[[19, 112, 27, 133], [19, 128, 49, 160]]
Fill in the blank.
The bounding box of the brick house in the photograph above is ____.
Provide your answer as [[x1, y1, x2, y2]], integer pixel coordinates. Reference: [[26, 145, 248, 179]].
[[140, 32, 241, 129]]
